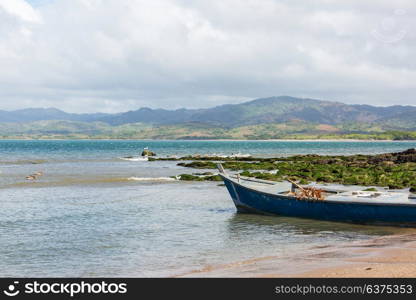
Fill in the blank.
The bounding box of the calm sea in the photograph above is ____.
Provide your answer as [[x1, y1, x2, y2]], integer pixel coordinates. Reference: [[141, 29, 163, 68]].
[[1, 140, 415, 277]]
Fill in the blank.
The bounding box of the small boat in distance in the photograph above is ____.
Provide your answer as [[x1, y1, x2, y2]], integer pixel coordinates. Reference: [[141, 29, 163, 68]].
[[217, 164, 416, 226]]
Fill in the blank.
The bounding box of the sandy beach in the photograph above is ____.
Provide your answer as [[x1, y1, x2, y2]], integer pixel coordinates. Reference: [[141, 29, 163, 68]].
[[177, 229, 416, 278], [298, 233, 416, 278]]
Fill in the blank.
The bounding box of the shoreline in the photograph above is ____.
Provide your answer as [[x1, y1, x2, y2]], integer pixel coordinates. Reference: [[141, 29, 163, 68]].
[[297, 232, 416, 278], [176, 229, 416, 278], [0, 138, 415, 142]]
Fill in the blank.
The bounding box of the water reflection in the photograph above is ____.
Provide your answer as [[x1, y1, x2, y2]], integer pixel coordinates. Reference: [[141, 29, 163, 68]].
[[226, 213, 404, 237]]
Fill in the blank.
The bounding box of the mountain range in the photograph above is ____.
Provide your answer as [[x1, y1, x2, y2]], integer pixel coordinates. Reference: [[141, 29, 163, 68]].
[[0, 96, 415, 139]]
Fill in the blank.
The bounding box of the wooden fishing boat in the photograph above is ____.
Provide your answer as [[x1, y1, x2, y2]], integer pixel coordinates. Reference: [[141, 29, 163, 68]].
[[217, 164, 416, 226]]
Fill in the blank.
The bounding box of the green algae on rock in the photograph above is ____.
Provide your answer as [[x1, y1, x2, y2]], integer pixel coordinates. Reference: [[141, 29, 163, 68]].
[[173, 149, 416, 189]]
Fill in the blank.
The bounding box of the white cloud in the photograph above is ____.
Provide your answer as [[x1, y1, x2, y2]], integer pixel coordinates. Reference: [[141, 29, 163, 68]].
[[0, 0, 414, 113], [0, 0, 41, 22]]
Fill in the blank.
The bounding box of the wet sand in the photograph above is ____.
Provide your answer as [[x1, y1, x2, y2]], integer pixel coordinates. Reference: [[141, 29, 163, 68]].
[[176, 230, 416, 278], [298, 233, 416, 278]]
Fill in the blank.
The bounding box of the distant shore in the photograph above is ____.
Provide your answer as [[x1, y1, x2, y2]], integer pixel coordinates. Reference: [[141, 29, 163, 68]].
[[0, 138, 416, 142], [191, 139, 416, 142]]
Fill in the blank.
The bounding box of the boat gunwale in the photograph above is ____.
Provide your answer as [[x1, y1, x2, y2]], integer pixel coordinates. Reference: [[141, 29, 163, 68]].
[[220, 174, 416, 208]]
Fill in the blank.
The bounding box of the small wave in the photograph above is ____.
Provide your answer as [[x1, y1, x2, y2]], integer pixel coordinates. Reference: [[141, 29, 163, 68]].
[[119, 157, 149, 162], [3, 177, 132, 188], [128, 177, 177, 182], [1, 176, 178, 189], [0, 159, 47, 165]]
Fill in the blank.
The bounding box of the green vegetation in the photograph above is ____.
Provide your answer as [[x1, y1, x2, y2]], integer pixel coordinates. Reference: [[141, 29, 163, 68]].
[[0, 120, 415, 140], [171, 149, 416, 190], [1, 97, 416, 140], [363, 188, 378, 192], [174, 173, 222, 181]]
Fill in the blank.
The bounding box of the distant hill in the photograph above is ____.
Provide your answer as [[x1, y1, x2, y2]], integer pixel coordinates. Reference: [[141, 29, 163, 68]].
[[0, 96, 415, 139], [0, 108, 109, 123], [1, 96, 415, 128], [98, 96, 416, 129]]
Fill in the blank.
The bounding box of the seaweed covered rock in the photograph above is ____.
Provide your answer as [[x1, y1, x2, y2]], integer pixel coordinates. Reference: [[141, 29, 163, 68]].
[[172, 149, 416, 189], [402, 148, 416, 155], [396, 149, 416, 163], [177, 174, 204, 181], [369, 148, 416, 164], [176, 173, 222, 181], [177, 161, 217, 168], [142, 149, 156, 156], [193, 172, 214, 176], [204, 175, 222, 181]]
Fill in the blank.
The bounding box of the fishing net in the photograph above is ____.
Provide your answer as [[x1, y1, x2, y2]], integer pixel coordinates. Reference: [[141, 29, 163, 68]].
[[294, 187, 325, 201]]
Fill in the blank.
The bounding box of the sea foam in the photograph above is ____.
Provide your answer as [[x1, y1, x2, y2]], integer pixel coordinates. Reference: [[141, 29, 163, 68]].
[[127, 177, 176, 182]]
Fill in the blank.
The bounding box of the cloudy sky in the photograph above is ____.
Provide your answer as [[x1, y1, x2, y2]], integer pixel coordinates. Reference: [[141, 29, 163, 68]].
[[0, 0, 415, 113]]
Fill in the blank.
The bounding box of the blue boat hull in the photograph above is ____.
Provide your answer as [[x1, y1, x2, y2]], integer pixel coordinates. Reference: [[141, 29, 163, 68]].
[[221, 175, 416, 226]]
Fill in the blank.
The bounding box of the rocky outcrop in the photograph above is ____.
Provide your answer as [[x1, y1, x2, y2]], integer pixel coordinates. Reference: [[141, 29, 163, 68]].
[[141, 149, 156, 156], [369, 148, 416, 164]]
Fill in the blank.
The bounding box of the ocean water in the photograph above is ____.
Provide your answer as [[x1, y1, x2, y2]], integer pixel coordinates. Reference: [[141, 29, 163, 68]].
[[0, 140, 415, 277]]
